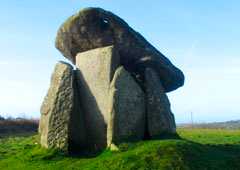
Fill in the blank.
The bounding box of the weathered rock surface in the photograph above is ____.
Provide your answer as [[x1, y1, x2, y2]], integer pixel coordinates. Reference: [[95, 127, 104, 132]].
[[107, 66, 145, 146], [75, 45, 120, 151], [145, 68, 176, 138], [39, 7, 184, 153], [55, 7, 184, 92], [39, 61, 86, 152]]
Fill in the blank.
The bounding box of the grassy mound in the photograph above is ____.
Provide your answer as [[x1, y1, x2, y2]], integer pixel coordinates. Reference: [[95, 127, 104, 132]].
[[0, 129, 240, 170]]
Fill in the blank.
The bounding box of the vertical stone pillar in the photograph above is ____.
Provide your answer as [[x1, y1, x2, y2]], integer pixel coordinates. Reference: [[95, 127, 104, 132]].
[[75, 45, 120, 151]]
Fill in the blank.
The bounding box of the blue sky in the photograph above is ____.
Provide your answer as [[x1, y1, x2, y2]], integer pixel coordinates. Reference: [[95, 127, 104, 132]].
[[0, 1, 239, 123]]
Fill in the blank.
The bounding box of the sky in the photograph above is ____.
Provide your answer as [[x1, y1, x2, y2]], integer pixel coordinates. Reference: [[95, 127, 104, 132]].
[[0, 0, 239, 123]]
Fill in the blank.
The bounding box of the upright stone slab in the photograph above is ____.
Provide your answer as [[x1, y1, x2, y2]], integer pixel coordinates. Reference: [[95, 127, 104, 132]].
[[107, 66, 145, 147], [145, 68, 176, 138], [75, 45, 120, 151], [39, 61, 86, 152]]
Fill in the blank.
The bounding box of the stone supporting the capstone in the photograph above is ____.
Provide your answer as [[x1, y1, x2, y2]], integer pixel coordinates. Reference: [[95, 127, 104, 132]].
[[75, 45, 120, 151], [145, 68, 176, 138], [39, 61, 86, 152], [107, 66, 145, 147]]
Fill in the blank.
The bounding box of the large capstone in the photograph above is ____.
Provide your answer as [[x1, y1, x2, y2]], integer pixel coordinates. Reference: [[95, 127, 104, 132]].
[[107, 66, 145, 147], [39, 61, 86, 152], [75, 45, 120, 151], [145, 68, 176, 138], [55, 7, 184, 92]]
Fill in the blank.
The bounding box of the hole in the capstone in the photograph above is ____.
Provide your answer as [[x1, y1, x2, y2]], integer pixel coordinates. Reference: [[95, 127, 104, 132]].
[[103, 19, 109, 24]]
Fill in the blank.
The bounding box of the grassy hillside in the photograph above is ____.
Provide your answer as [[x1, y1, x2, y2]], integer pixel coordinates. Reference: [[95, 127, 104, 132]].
[[0, 129, 240, 170]]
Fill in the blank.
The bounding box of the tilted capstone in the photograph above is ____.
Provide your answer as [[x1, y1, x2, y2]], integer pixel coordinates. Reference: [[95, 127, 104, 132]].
[[55, 7, 184, 92]]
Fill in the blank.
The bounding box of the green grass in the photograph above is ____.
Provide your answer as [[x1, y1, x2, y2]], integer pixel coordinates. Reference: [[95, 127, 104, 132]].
[[0, 129, 240, 170]]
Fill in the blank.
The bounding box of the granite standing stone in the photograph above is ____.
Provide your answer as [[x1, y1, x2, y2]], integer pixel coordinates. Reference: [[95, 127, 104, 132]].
[[75, 45, 120, 151], [39, 61, 86, 152], [145, 68, 176, 138], [107, 66, 145, 147]]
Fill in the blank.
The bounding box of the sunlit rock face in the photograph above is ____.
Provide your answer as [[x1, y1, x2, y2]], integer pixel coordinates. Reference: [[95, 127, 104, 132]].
[[107, 66, 145, 146], [75, 45, 120, 151]]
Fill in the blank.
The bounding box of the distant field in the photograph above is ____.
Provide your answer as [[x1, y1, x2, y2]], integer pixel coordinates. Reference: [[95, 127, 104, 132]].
[[0, 128, 240, 170], [179, 120, 240, 129], [0, 118, 38, 138]]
